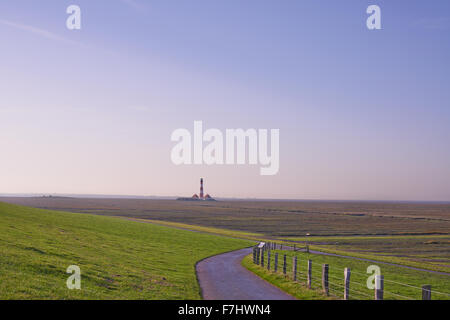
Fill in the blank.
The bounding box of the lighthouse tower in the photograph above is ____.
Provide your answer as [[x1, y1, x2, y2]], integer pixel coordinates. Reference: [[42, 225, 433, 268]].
[[199, 178, 204, 199], [177, 178, 215, 201]]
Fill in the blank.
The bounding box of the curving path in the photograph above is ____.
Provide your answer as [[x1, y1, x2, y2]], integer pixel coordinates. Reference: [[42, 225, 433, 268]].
[[196, 247, 296, 300]]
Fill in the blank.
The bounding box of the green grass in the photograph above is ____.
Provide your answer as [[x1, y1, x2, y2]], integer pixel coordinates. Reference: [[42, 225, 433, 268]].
[[127, 218, 265, 241], [0, 202, 253, 299], [247, 249, 450, 300]]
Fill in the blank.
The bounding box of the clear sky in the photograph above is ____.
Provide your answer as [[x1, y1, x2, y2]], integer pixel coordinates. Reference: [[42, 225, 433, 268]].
[[1, 0, 449, 201]]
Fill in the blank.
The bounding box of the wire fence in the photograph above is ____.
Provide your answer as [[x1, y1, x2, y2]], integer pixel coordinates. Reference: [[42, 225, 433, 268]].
[[252, 242, 450, 300]]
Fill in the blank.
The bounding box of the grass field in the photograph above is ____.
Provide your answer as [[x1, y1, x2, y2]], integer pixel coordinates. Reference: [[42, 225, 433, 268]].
[[245, 250, 450, 300], [0, 202, 253, 299], [3, 197, 448, 273]]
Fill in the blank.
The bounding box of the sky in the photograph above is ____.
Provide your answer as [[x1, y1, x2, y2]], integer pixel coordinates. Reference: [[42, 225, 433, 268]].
[[1, 0, 450, 201]]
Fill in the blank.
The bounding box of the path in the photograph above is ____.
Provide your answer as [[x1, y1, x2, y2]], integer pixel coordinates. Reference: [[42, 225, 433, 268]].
[[196, 248, 296, 300]]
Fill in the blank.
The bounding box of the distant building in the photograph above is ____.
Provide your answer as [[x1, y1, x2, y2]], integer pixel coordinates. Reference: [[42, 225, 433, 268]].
[[177, 178, 216, 201]]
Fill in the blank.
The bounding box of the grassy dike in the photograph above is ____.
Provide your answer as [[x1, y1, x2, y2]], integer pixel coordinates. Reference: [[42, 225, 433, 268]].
[[0, 202, 253, 299]]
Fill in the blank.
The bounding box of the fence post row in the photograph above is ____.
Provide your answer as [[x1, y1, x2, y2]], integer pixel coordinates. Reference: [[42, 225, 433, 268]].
[[252, 248, 435, 301], [322, 264, 329, 296], [422, 285, 431, 300], [344, 268, 351, 300], [293, 256, 298, 281], [375, 275, 384, 300]]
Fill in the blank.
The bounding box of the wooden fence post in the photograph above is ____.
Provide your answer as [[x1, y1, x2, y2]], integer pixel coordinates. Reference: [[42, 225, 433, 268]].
[[293, 256, 298, 281], [307, 260, 312, 289], [322, 264, 329, 296], [267, 251, 271, 270], [375, 275, 383, 300], [261, 250, 265, 267], [283, 254, 287, 275], [344, 268, 351, 300], [256, 248, 260, 265], [422, 285, 431, 300], [274, 253, 278, 272], [253, 247, 256, 264]]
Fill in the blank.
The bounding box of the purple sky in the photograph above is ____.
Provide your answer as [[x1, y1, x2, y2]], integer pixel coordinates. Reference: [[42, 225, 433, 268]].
[[1, 1, 450, 201]]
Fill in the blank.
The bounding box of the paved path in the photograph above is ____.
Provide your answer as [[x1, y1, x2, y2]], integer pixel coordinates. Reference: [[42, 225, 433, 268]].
[[196, 248, 296, 300]]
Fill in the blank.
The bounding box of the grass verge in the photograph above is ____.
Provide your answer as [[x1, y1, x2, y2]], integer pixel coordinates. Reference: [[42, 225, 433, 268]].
[[241, 254, 334, 300]]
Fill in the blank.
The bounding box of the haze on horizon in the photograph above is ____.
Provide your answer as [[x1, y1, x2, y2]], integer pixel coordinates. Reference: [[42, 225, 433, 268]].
[[1, 0, 450, 201]]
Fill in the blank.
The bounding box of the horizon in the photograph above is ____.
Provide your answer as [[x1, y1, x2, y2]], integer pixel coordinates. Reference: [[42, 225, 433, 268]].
[[1, 1, 450, 201], [2, 192, 450, 205]]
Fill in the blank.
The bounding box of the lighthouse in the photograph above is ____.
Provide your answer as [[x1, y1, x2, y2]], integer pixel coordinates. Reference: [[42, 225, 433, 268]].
[[199, 178, 204, 199], [176, 178, 216, 201]]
